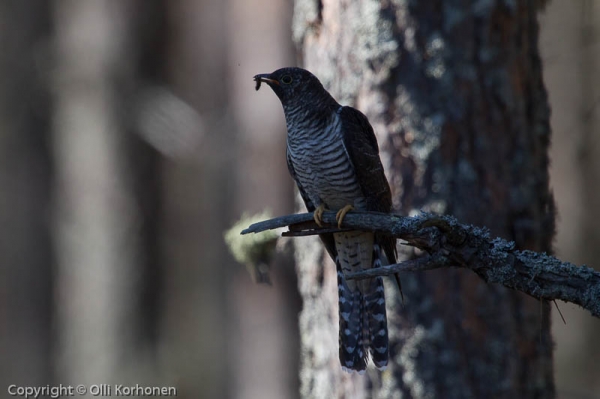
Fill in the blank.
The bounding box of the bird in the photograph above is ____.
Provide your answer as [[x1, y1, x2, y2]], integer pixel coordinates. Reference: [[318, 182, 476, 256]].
[[254, 67, 398, 374]]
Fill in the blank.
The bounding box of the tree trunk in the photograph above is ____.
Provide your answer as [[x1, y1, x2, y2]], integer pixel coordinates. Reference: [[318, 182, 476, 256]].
[[0, 0, 53, 388], [52, 0, 148, 384], [158, 1, 233, 396], [293, 1, 555, 397], [542, 1, 600, 395]]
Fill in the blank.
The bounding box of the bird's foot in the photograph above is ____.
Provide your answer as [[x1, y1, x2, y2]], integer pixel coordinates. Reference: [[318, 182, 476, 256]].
[[313, 204, 327, 227], [335, 205, 354, 228]]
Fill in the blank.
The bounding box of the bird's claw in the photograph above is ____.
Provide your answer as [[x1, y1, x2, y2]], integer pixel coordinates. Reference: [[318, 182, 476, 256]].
[[314, 204, 327, 227], [335, 205, 354, 228]]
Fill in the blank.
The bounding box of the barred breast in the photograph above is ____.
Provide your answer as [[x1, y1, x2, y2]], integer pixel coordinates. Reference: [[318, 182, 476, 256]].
[[286, 108, 365, 211]]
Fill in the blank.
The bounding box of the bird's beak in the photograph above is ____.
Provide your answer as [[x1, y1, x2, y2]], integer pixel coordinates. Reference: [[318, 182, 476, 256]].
[[254, 74, 279, 85], [253, 74, 279, 91]]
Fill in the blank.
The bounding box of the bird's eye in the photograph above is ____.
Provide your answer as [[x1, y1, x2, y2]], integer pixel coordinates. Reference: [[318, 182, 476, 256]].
[[281, 75, 293, 84]]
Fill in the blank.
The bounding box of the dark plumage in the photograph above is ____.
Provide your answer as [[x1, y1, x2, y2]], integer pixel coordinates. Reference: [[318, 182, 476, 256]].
[[254, 67, 397, 373]]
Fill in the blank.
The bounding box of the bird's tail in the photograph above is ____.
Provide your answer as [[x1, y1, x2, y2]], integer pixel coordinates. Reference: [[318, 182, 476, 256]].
[[364, 274, 388, 369], [337, 244, 388, 373], [337, 263, 368, 373]]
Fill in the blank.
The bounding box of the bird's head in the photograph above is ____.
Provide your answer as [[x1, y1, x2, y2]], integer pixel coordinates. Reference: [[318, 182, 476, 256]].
[[253, 67, 335, 111]]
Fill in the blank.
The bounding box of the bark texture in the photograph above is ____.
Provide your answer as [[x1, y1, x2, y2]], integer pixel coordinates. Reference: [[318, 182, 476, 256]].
[[293, 0, 555, 397]]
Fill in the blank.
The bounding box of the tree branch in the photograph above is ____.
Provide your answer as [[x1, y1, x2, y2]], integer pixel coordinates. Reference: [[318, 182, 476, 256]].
[[241, 211, 600, 318]]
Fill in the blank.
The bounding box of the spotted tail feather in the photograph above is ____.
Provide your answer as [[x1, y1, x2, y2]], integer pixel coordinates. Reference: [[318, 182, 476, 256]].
[[364, 277, 388, 369], [337, 242, 389, 373], [337, 260, 368, 373]]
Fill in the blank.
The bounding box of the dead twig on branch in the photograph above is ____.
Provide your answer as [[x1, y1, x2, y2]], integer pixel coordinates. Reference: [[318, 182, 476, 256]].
[[241, 211, 600, 318]]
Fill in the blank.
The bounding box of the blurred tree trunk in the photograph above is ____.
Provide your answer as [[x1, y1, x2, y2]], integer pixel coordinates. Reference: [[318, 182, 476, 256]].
[[0, 0, 54, 388], [52, 0, 143, 384], [293, 1, 555, 398], [541, 2, 600, 396], [158, 1, 234, 397], [577, 2, 600, 393], [226, 0, 302, 398]]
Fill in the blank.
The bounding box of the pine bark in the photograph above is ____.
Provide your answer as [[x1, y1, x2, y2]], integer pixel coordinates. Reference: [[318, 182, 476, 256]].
[[293, 0, 555, 397]]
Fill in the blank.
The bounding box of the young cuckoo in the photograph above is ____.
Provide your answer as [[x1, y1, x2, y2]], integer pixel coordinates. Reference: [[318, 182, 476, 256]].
[[254, 67, 397, 373]]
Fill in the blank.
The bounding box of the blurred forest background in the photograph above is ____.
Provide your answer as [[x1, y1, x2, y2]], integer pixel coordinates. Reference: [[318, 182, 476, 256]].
[[0, 1, 598, 398]]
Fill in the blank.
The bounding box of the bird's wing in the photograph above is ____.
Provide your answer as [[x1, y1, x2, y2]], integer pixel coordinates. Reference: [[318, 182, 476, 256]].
[[339, 106, 397, 263], [286, 147, 338, 260]]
